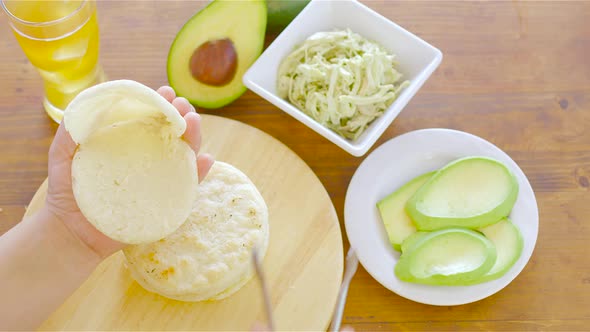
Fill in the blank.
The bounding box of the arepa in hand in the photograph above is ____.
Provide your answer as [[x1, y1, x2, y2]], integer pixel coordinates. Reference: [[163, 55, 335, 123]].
[[64, 80, 198, 244]]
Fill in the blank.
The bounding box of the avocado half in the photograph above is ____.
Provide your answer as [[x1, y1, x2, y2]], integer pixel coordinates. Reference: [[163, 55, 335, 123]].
[[167, 0, 267, 109]]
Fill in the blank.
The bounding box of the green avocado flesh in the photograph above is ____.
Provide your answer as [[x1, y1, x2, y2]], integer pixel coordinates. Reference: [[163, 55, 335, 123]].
[[400, 231, 429, 254], [266, 0, 310, 34], [395, 228, 497, 286], [479, 218, 523, 281], [377, 172, 434, 251], [167, 0, 267, 109], [406, 157, 519, 231]]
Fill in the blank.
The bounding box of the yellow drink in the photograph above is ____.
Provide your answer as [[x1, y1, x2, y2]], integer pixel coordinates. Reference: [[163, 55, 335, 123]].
[[2, 0, 104, 122]]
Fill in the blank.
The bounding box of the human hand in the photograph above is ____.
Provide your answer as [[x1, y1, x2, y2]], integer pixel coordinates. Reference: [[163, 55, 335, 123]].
[[44, 86, 214, 259]]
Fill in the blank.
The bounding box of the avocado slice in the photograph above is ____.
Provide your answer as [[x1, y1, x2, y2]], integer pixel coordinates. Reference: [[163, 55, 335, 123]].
[[377, 172, 434, 251], [395, 228, 497, 286], [406, 156, 519, 231], [167, 0, 267, 109], [479, 218, 523, 282], [266, 0, 310, 34], [400, 231, 429, 254]]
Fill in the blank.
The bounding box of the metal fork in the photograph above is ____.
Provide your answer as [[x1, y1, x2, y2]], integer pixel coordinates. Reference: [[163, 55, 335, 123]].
[[330, 247, 359, 332], [252, 247, 275, 331]]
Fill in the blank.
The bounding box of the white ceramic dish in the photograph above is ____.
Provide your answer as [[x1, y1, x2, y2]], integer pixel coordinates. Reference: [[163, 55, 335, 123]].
[[344, 128, 539, 306], [243, 0, 442, 157]]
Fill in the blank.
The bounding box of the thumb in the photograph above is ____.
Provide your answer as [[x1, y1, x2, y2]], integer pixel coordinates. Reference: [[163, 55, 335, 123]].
[[49, 120, 77, 163]]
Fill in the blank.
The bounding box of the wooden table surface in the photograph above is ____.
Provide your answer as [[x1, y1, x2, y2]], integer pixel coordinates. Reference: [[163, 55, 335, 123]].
[[1, 1, 589, 331]]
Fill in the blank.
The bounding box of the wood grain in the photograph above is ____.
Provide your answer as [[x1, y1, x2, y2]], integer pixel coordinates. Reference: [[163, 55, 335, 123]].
[[22, 115, 343, 331], [1, 1, 589, 331]]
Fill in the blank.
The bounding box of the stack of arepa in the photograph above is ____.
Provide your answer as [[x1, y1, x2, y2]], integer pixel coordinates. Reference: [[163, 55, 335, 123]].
[[64, 80, 269, 301]]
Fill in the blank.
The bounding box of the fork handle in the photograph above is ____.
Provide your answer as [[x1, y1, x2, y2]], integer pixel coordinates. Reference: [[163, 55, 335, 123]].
[[330, 248, 359, 332]]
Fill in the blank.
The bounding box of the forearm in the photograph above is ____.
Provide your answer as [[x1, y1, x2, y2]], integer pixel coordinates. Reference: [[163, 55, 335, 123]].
[[0, 207, 101, 331]]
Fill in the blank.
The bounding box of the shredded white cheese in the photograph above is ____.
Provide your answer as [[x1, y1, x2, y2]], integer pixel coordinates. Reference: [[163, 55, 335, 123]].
[[278, 29, 409, 140]]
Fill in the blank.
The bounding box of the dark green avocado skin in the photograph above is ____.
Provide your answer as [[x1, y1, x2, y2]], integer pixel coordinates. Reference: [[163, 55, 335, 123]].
[[266, 0, 310, 34]]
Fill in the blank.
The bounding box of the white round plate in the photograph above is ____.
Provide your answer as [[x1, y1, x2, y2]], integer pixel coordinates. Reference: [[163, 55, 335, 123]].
[[344, 128, 539, 306]]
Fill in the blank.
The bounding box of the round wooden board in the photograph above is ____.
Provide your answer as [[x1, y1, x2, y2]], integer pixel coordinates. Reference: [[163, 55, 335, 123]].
[[24, 114, 343, 331]]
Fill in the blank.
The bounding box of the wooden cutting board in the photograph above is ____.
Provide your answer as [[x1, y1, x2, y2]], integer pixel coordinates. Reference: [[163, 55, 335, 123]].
[[24, 114, 344, 331]]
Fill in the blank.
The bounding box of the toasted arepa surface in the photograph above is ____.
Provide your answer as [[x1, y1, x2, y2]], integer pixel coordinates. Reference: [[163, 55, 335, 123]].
[[123, 161, 269, 301], [65, 80, 197, 244]]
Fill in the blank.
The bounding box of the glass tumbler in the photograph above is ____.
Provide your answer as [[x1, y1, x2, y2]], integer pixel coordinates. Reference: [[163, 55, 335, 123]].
[[1, 0, 105, 123]]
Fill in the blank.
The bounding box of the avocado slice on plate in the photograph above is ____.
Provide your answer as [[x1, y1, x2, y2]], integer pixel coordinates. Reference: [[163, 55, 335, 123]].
[[400, 231, 429, 254], [395, 228, 497, 286], [377, 172, 434, 251], [406, 156, 519, 231], [167, 0, 267, 109], [479, 218, 523, 282]]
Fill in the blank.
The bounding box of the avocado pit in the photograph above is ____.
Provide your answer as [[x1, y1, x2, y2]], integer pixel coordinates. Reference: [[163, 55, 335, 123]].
[[189, 38, 238, 87]]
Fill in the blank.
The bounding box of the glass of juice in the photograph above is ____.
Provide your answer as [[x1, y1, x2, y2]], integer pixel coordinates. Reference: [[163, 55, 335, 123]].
[[1, 0, 105, 123]]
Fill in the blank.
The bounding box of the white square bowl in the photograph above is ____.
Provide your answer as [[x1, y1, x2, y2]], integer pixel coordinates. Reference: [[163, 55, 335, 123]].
[[243, 0, 443, 157]]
